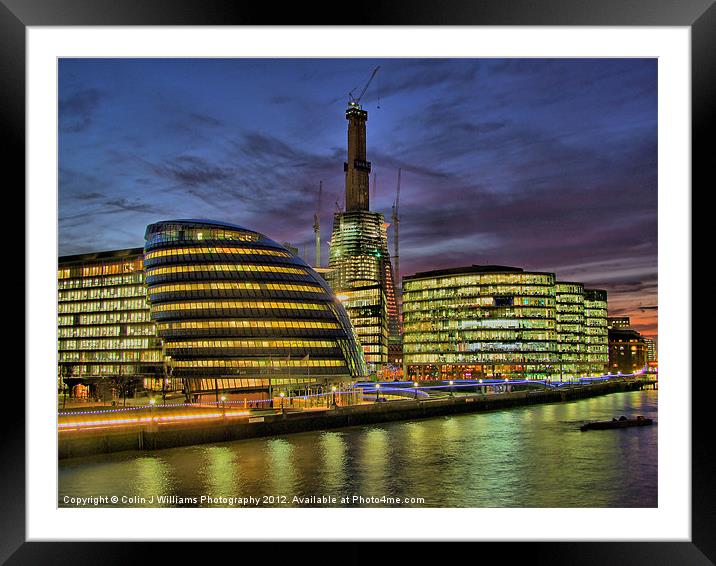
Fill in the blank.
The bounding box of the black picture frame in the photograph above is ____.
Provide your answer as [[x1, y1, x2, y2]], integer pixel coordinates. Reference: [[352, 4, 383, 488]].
[[6, 0, 707, 563]]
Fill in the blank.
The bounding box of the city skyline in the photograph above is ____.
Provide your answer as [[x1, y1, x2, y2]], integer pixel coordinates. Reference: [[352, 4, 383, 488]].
[[58, 58, 658, 336]]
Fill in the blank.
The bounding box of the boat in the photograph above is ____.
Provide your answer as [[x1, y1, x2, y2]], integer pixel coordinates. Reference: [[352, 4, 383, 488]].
[[580, 415, 653, 431]]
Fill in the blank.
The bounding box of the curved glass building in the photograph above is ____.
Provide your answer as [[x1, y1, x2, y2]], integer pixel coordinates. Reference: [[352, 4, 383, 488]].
[[144, 220, 367, 398]]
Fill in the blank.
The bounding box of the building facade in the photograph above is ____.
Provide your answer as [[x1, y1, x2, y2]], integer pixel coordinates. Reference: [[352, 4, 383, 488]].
[[584, 289, 610, 374], [555, 281, 591, 378], [607, 316, 631, 329], [402, 266, 560, 380], [644, 337, 657, 362], [402, 265, 610, 381], [58, 248, 165, 400], [608, 328, 648, 373], [144, 219, 367, 399], [327, 99, 399, 370]]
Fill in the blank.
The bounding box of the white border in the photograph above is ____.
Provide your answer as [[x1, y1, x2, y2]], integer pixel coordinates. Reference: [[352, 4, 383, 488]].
[[27, 27, 690, 541]]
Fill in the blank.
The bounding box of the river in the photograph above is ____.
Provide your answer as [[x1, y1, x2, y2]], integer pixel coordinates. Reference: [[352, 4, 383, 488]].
[[58, 389, 657, 507]]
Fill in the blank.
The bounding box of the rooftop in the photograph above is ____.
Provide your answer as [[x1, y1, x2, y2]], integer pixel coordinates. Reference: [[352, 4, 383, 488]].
[[59, 247, 144, 264], [146, 219, 258, 233], [404, 264, 552, 281]]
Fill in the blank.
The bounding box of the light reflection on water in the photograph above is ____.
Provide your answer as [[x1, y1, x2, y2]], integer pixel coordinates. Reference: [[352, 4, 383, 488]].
[[58, 390, 657, 508]]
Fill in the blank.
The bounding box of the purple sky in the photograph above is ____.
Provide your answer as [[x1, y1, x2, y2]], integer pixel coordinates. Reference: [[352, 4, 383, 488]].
[[58, 58, 658, 337]]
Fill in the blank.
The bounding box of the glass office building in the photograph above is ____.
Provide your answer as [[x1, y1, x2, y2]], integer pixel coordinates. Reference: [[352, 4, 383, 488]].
[[555, 281, 591, 379], [584, 288, 609, 374], [327, 211, 394, 368], [402, 265, 559, 380], [144, 219, 367, 398], [402, 265, 610, 380], [58, 248, 165, 400]]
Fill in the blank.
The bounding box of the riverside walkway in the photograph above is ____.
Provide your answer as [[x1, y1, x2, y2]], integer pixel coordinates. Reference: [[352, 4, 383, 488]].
[[58, 375, 655, 459]]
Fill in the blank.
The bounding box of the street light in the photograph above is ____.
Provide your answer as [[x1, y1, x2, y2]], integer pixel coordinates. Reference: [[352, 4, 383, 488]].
[[449, 380, 454, 397], [375, 383, 381, 402], [148, 397, 156, 426], [279, 391, 285, 413], [414, 381, 419, 399], [221, 395, 227, 419], [331, 385, 337, 407]]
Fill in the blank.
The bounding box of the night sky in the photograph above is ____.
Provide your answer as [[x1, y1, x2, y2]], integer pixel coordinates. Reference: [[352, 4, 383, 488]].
[[59, 58, 658, 337]]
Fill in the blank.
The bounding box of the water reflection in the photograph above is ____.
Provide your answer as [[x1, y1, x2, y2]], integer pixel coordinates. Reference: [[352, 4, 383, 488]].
[[265, 438, 297, 500], [318, 431, 347, 494], [200, 446, 241, 499], [357, 427, 390, 498], [59, 390, 657, 508]]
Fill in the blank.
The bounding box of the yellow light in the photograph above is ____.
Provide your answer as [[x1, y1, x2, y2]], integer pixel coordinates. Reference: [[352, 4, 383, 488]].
[[149, 398, 156, 405]]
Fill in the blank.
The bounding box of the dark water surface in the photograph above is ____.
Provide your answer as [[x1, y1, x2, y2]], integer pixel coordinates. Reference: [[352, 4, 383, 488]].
[[58, 390, 657, 507]]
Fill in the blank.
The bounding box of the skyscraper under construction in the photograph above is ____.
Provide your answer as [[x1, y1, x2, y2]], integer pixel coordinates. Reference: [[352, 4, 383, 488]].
[[327, 99, 399, 371]]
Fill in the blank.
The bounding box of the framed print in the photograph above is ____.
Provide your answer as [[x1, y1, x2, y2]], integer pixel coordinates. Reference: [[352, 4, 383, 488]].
[[6, 0, 709, 563]]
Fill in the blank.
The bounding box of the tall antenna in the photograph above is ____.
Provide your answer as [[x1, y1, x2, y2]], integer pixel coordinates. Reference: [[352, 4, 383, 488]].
[[391, 168, 401, 295], [313, 181, 322, 268]]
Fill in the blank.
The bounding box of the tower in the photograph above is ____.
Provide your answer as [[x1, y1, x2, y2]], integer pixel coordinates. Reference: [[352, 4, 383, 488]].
[[327, 83, 399, 372], [344, 104, 371, 211]]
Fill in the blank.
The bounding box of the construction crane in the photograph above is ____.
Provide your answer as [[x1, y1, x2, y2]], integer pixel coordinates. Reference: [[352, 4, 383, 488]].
[[391, 168, 401, 295], [348, 65, 380, 108], [313, 181, 322, 268]]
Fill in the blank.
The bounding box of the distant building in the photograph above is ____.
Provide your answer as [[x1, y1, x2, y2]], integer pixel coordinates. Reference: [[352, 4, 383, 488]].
[[281, 242, 299, 256], [644, 337, 657, 362], [608, 327, 648, 373], [58, 248, 165, 401], [584, 289, 610, 375], [556, 281, 591, 378], [607, 316, 631, 329]]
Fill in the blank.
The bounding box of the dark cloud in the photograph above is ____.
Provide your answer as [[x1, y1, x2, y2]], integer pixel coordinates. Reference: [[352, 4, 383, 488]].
[[60, 197, 159, 222], [151, 155, 235, 187], [188, 112, 223, 127]]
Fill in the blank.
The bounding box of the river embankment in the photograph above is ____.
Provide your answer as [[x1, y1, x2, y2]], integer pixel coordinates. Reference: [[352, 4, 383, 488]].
[[58, 379, 652, 459]]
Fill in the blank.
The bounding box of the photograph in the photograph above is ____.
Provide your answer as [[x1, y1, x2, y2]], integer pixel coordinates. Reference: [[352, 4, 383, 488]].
[[56, 57, 659, 509]]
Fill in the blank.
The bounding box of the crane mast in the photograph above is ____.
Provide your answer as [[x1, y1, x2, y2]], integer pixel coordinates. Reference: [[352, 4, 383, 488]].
[[391, 168, 401, 295], [348, 65, 380, 108], [313, 181, 322, 268]]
